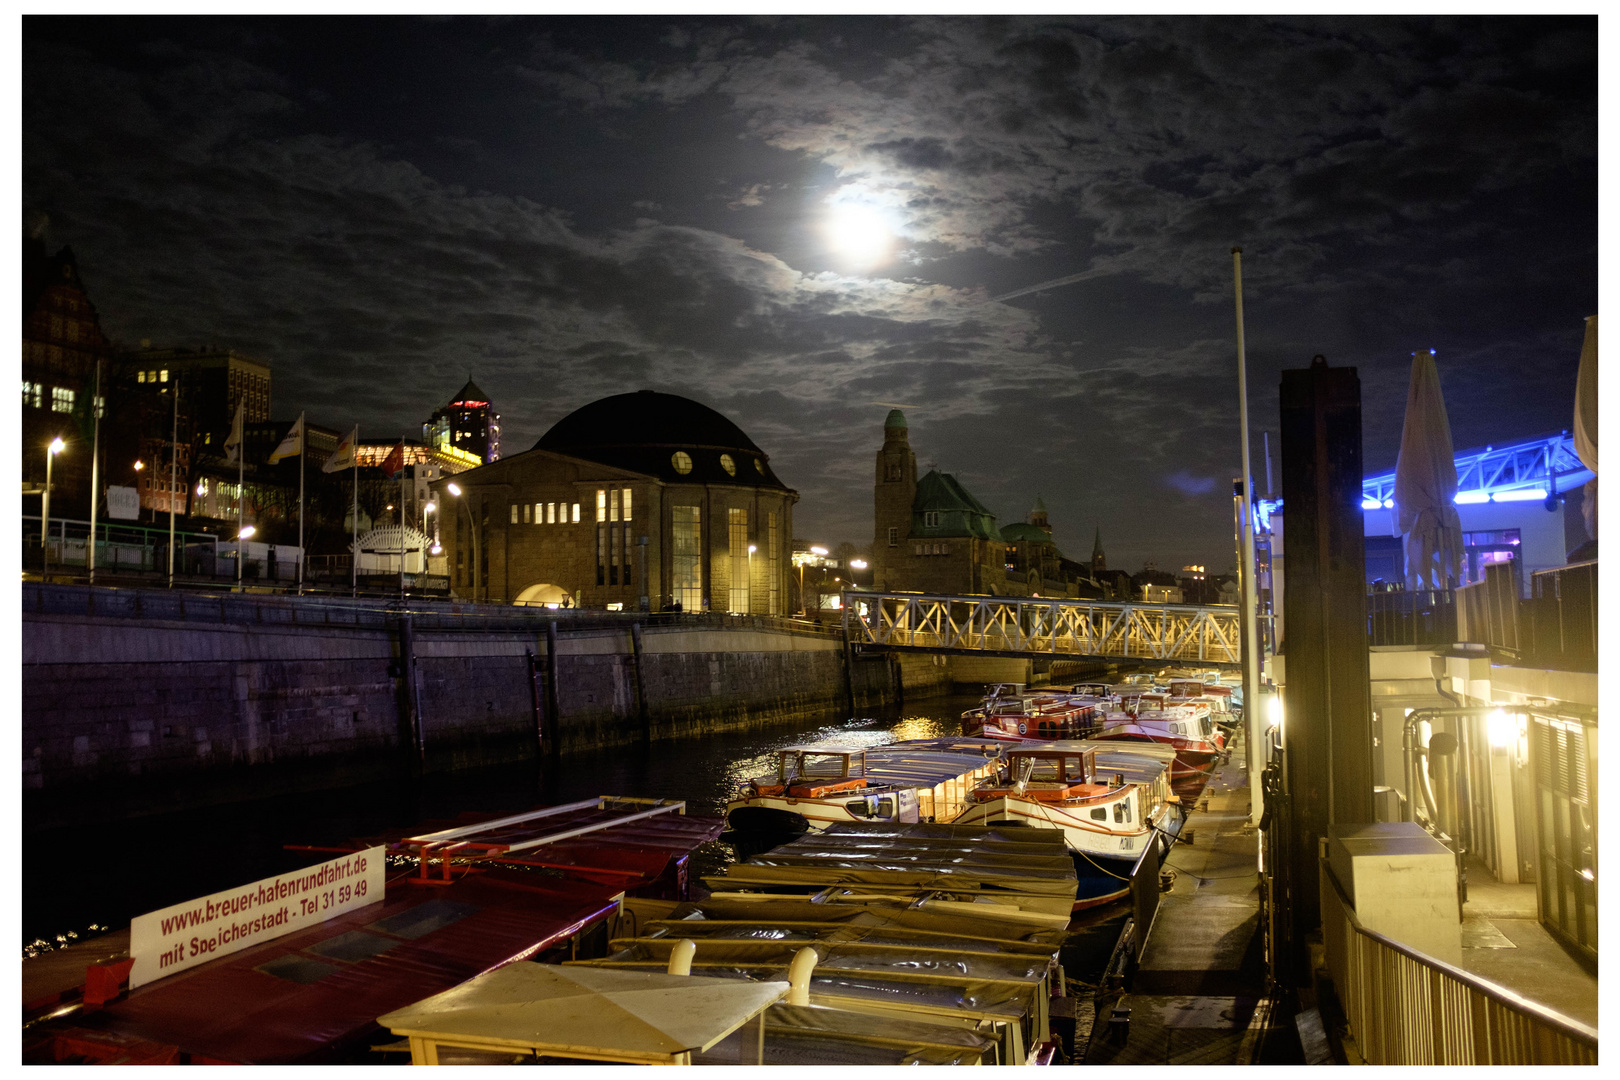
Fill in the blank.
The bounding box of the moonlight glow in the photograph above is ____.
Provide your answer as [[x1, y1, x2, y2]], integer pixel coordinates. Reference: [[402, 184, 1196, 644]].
[[824, 202, 895, 267]]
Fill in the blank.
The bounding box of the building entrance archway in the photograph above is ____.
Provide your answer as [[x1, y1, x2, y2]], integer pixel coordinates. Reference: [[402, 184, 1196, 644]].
[[515, 582, 572, 608]]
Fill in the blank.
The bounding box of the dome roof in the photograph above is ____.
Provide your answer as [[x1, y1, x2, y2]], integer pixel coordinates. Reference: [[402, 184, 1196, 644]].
[[535, 390, 790, 489], [884, 408, 907, 430]]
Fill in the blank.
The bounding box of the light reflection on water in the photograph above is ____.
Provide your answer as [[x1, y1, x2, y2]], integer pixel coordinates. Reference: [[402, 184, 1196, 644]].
[[24, 695, 978, 948]]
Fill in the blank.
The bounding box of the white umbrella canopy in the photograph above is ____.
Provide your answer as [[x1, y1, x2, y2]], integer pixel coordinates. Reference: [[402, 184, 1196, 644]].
[[1574, 315, 1597, 540], [1393, 350, 1464, 590]]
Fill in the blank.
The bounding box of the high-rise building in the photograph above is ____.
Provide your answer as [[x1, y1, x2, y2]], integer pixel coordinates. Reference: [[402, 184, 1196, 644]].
[[424, 378, 500, 464], [128, 345, 270, 451]]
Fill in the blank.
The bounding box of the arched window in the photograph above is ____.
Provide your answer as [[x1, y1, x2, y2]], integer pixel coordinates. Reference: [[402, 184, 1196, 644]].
[[719, 453, 736, 476]]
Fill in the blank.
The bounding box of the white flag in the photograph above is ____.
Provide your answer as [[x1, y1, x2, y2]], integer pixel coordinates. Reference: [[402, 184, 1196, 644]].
[[268, 412, 305, 463], [222, 399, 246, 466], [323, 425, 358, 473]]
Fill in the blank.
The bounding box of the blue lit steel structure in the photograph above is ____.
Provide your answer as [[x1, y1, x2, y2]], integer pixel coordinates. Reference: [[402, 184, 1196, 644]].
[[1360, 430, 1592, 510]]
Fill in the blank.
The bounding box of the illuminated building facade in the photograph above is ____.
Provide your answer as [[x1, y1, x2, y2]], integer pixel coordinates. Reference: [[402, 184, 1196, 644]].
[[433, 390, 796, 611], [424, 379, 501, 464]]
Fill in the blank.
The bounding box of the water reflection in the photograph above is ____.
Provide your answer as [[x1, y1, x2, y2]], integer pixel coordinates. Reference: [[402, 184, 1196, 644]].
[[24, 695, 978, 947]]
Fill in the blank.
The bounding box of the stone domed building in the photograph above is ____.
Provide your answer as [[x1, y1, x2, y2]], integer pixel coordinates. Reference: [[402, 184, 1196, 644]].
[[433, 390, 796, 611]]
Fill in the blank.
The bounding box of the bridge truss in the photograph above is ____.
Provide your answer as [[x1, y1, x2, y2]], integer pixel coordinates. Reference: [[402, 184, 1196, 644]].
[[842, 590, 1244, 667]]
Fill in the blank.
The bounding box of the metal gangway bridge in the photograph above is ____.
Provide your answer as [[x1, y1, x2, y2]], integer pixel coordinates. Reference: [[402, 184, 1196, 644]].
[[842, 589, 1246, 668]]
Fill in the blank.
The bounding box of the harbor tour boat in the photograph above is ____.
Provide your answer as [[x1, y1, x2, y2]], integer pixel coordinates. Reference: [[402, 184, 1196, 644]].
[[961, 684, 1106, 742], [953, 740, 1184, 909], [724, 740, 1006, 840]]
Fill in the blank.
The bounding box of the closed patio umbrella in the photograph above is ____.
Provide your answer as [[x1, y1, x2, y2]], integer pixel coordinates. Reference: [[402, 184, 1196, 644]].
[[1574, 315, 1597, 540], [1393, 349, 1463, 590]]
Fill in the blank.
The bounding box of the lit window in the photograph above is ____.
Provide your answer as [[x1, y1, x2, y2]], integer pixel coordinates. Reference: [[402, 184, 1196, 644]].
[[572, 503, 581, 523], [510, 504, 519, 524], [22, 381, 41, 408], [94, 395, 104, 418], [159, 369, 169, 383], [924, 511, 940, 527], [137, 371, 147, 383], [719, 453, 735, 476], [597, 489, 607, 523], [534, 502, 543, 523], [610, 488, 620, 523], [522, 503, 531, 523], [623, 487, 632, 522], [754, 458, 765, 474], [914, 543, 922, 555], [547, 502, 556, 524], [672, 451, 693, 474], [52, 386, 74, 413]]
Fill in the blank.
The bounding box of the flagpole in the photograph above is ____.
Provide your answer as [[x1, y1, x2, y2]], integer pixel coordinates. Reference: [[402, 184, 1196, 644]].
[[297, 411, 305, 595], [236, 402, 245, 592], [351, 424, 359, 598], [88, 359, 101, 586], [168, 373, 178, 588], [1233, 247, 1265, 827]]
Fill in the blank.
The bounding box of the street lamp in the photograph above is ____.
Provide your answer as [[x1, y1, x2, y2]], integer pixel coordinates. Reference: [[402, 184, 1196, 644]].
[[748, 544, 756, 614], [42, 437, 65, 575], [236, 525, 256, 590], [446, 482, 480, 602]]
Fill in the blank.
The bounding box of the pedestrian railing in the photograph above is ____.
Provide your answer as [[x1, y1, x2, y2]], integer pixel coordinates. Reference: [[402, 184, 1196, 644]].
[[22, 581, 844, 640], [1318, 860, 1597, 1064], [1366, 588, 1456, 647]]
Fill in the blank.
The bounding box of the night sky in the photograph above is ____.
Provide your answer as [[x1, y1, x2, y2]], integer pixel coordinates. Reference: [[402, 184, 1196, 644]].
[[23, 15, 1597, 573]]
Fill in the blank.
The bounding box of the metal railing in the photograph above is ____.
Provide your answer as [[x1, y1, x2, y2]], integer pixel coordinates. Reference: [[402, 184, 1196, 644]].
[[1456, 562, 1522, 655], [1319, 860, 1597, 1064], [842, 589, 1244, 666], [1527, 561, 1597, 671], [1366, 588, 1456, 647], [22, 581, 845, 639]]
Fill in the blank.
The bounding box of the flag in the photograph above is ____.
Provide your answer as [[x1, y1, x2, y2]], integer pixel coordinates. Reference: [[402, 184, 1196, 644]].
[[268, 412, 304, 463], [222, 399, 245, 466], [323, 425, 358, 473], [381, 441, 405, 481]]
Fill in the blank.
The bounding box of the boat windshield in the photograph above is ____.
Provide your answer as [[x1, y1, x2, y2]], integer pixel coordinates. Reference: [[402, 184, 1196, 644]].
[[1007, 753, 1090, 784]]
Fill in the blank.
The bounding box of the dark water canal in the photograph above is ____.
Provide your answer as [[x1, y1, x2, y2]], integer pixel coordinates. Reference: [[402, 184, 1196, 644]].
[[24, 692, 1125, 979]]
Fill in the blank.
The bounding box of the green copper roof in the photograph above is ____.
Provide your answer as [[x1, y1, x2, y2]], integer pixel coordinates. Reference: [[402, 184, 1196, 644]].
[[1000, 521, 1054, 544], [911, 470, 999, 540], [884, 408, 907, 430], [1032, 495, 1047, 513]]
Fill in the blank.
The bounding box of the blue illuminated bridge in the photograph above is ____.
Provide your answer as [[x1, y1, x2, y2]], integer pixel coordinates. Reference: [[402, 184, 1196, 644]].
[[842, 590, 1244, 668], [1360, 430, 1591, 510]]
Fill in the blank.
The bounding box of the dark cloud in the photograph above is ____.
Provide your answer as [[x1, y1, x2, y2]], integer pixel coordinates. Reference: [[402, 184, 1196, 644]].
[[22, 15, 1594, 572]]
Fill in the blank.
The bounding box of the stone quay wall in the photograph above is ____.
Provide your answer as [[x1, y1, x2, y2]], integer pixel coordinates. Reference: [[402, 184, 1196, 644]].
[[22, 585, 896, 824]]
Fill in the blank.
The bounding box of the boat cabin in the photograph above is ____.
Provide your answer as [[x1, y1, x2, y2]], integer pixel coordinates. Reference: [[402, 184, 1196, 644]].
[[771, 746, 868, 787], [1004, 747, 1099, 787]]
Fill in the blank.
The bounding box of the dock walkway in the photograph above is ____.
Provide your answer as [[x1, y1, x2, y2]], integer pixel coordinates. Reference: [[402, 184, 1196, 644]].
[[1083, 741, 1287, 1065]]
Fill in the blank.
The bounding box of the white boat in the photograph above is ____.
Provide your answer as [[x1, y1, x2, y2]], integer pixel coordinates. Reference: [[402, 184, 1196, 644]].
[[724, 741, 1006, 838], [953, 740, 1184, 909]]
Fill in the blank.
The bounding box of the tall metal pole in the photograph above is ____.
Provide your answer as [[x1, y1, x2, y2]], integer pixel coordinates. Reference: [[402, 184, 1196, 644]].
[[236, 409, 244, 592], [351, 425, 359, 598], [168, 374, 178, 587], [298, 412, 305, 595], [43, 442, 55, 577], [88, 360, 101, 585], [1233, 248, 1265, 825], [87, 359, 102, 582]]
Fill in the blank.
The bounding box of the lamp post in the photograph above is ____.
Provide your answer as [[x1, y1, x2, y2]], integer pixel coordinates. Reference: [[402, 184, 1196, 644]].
[[747, 544, 756, 614], [42, 436, 65, 576], [446, 482, 479, 602], [236, 525, 256, 591]]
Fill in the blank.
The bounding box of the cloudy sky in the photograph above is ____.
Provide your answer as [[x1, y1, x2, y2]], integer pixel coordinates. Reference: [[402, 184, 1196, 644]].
[[23, 15, 1596, 572]]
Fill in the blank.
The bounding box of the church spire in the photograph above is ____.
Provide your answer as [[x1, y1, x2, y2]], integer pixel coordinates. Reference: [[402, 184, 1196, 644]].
[[1091, 527, 1106, 573]]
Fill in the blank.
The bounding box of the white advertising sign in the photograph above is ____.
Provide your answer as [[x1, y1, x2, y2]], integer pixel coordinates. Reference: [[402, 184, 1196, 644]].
[[128, 847, 385, 989], [105, 485, 141, 521]]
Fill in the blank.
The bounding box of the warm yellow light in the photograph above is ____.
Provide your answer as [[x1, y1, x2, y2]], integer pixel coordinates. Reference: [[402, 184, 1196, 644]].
[[810, 546, 828, 556], [748, 544, 757, 554], [1269, 693, 1284, 735], [133, 460, 145, 471], [424, 501, 436, 514], [48, 437, 65, 455], [1487, 709, 1514, 749], [238, 526, 256, 540], [446, 482, 463, 497], [850, 559, 867, 569]]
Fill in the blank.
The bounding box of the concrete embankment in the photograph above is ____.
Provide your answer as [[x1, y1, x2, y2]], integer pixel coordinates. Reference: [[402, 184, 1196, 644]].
[[21, 585, 897, 826]]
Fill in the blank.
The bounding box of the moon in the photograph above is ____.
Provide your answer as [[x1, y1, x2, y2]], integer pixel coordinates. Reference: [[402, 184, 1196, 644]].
[[824, 202, 895, 267]]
